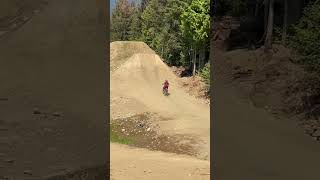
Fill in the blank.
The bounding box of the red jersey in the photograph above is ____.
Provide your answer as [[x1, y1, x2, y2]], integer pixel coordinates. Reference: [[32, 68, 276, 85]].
[[163, 81, 169, 89]]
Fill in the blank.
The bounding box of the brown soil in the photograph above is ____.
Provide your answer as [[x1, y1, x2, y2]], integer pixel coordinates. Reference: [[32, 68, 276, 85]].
[[111, 113, 197, 157], [110, 42, 210, 159], [170, 66, 210, 104], [110, 41, 210, 179], [213, 16, 320, 141], [110, 144, 210, 180], [0, 0, 47, 39], [44, 165, 107, 180], [212, 42, 320, 180], [216, 45, 320, 140], [0, 0, 108, 179], [110, 41, 155, 72], [180, 76, 210, 103]]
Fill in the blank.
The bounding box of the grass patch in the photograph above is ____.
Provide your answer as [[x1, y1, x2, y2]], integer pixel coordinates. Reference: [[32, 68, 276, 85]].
[[110, 124, 133, 145]]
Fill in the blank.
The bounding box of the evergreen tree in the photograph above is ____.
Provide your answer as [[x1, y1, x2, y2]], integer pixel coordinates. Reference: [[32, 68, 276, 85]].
[[128, 5, 143, 41], [141, 0, 166, 55], [291, 0, 320, 71], [141, 0, 150, 11], [111, 0, 211, 73], [161, 0, 189, 65], [180, 0, 210, 75], [111, 0, 134, 41]]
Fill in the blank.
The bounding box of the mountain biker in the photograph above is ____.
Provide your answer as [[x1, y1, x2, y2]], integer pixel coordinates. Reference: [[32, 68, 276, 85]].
[[163, 80, 169, 92]]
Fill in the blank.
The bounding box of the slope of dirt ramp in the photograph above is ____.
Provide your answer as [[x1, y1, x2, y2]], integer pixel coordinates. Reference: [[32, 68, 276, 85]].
[[111, 52, 207, 115], [110, 41, 156, 71], [110, 41, 210, 160]]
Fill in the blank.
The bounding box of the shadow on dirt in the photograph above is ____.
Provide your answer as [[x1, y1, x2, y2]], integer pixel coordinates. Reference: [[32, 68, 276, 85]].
[[44, 164, 107, 180], [0, 0, 47, 39]]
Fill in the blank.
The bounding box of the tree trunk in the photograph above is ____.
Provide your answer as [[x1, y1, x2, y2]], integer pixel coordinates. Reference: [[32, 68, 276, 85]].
[[264, 0, 270, 29], [264, 0, 274, 52], [200, 48, 205, 70], [189, 47, 192, 72], [255, 0, 260, 17], [193, 49, 196, 76], [161, 46, 164, 57], [199, 49, 202, 70], [282, 0, 288, 45], [198, 50, 200, 71]]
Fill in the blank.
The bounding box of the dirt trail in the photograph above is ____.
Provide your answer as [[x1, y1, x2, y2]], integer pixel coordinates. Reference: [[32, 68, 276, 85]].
[[111, 144, 210, 180], [0, 0, 107, 178], [110, 41, 210, 179], [213, 50, 320, 180]]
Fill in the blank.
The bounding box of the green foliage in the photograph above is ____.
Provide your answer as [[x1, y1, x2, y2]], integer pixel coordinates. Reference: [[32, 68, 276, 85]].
[[141, 0, 166, 54], [111, 0, 134, 41], [110, 124, 133, 144], [128, 7, 143, 41], [179, 42, 192, 67], [199, 62, 210, 86], [179, 0, 210, 71], [290, 0, 320, 72], [273, 25, 283, 41], [180, 0, 210, 48], [141, 0, 190, 66], [161, 0, 188, 65], [111, 0, 210, 69]]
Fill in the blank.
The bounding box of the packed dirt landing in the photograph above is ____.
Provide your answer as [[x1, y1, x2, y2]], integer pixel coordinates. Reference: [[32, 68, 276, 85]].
[[110, 41, 210, 178], [111, 144, 210, 180]]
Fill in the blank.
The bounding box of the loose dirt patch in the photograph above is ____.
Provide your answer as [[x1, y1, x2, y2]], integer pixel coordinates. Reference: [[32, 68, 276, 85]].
[[0, 0, 47, 39], [180, 76, 210, 104], [111, 113, 198, 157], [44, 165, 107, 180], [215, 45, 320, 141]]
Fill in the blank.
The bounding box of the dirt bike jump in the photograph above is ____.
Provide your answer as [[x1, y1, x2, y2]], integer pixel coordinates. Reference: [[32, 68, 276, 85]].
[[110, 41, 210, 179]]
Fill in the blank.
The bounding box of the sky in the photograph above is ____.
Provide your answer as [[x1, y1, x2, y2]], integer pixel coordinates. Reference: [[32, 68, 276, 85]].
[[110, 0, 116, 14]]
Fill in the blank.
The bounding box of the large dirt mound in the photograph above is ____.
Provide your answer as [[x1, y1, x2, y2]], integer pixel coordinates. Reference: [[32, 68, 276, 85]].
[[110, 41, 210, 159], [110, 41, 155, 72]]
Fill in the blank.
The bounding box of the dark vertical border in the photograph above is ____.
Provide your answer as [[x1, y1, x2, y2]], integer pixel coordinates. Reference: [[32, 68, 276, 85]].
[[210, 0, 215, 179], [106, 0, 110, 179], [95, 0, 110, 178], [0, 0, 110, 178], [94, 1, 110, 178]]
